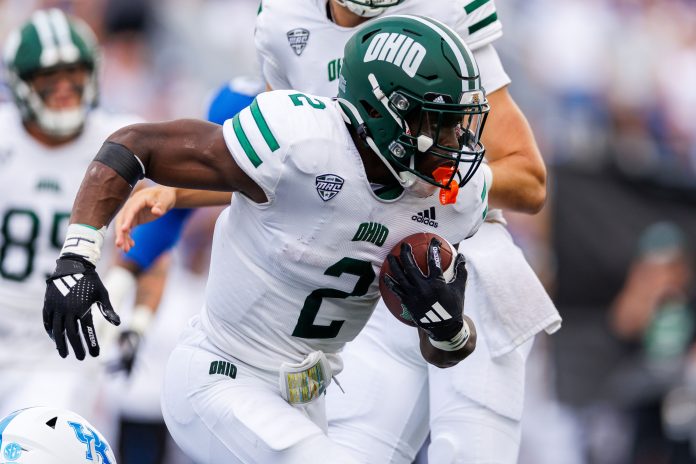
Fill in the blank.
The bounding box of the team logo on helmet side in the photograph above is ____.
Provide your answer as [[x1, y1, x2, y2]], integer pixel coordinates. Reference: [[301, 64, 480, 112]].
[[287, 28, 310, 56], [68, 421, 113, 464], [315, 174, 344, 201]]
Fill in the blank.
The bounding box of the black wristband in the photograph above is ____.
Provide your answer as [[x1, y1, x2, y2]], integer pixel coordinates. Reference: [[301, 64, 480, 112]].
[[94, 141, 145, 187]]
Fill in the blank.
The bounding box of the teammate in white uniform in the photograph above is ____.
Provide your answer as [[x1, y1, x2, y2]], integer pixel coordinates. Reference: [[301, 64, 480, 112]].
[[0, 9, 140, 420], [43, 15, 494, 463], [254, 1, 561, 462]]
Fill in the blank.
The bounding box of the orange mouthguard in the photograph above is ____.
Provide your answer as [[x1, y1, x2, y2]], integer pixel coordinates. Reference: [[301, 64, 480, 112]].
[[433, 166, 459, 205]]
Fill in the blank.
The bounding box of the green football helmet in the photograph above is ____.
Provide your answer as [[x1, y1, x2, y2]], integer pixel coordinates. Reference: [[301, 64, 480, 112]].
[[334, 0, 405, 18], [338, 14, 489, 198], [2, 9, 99, 137]]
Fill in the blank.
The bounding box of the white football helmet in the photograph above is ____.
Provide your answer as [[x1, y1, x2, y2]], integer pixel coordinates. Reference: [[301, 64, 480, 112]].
[[334, 0, 404, 17], [0, 407, 117, 464]]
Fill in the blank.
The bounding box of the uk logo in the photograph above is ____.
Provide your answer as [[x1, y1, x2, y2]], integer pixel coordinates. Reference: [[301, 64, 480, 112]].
[[315, 174, 344, 201], [68, 421, 112, 463], [287, 28, 310, 56]]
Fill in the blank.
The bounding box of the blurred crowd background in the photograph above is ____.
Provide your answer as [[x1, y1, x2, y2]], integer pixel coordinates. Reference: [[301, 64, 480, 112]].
[[2, 0, 696, 463]]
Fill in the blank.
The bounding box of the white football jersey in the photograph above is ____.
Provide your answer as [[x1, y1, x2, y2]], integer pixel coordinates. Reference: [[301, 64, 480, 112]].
[[201, 90, 488, 370], [256, 0, 508, 96], [0, 104, 141, 353]]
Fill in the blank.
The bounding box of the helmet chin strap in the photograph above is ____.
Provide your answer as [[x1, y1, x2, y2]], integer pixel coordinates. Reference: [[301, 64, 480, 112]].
[[368, 73, 403, 128], [404, 174, 439, 198], [332, 122, 440, 199], [367, 73, 439, 192], [337, 98, 410, 187]]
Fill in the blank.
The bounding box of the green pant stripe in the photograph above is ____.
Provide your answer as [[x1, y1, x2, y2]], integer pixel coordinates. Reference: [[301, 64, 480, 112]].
[[468, 12, 498, 35], [250, 99, 280, 152], [232, 114, 262, 168], [464, 0, 490, 14]]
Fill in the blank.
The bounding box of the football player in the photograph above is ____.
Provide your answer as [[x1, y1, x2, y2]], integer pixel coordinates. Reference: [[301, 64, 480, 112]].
[[116, 1, 561, 462], [254, 1, 561, 462], [43, 15, 491, 462], [0, 9, 141, 418]]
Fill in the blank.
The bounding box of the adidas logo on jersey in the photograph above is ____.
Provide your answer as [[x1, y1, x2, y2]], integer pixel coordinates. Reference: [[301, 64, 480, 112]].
[[419, 302, 452, 325], [363, 32, 427, 78], [411, 207, 438, 228], [52, 273, 84, 296]]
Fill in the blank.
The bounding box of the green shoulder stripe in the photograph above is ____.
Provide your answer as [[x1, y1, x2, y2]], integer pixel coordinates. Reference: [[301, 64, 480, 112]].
[[469, 12, 498, 35], [250, 98, 280, 152], [464, 0, 490, 14], [232, 114, 262, 168]]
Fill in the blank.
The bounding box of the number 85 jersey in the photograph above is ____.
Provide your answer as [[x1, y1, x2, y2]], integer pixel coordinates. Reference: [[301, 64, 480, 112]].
[[0, 104, 140, 349], [201, 91, 490, 371]]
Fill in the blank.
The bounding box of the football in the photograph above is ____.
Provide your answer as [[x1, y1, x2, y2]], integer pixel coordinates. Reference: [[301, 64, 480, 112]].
[[379, 232, 455, 326]]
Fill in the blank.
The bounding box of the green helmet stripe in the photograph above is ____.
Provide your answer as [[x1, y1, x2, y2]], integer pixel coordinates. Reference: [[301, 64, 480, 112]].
[[32, 10, 59, 67], [48, 9, 80, 62], [396, 15, 478, 91]]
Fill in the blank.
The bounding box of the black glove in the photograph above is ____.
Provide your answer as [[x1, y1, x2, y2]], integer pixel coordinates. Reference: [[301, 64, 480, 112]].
[[105, 329, 142, 375], [43, 253, 121, 360], [384, 238, 467, 341]]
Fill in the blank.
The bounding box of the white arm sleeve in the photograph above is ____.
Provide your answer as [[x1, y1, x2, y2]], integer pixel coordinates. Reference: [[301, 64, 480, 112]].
[[255, 6, 292, 90], [473, 44, 511, 94]]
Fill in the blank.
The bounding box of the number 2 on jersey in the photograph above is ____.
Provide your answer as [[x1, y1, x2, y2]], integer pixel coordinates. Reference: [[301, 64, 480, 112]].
[[292, 257, 375, 339], [289, 93, 326, 110]]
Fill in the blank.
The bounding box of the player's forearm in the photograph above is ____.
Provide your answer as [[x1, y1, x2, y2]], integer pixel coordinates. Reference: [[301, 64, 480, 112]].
[[481, 87, 547, 214], [70, 161, 134, 228], [487, 153, 546, 214], [173, 189, 232, 208]]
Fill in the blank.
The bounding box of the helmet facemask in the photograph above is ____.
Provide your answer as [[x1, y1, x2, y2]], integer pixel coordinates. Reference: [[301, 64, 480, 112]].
[[385, 89, 489, 194], [12, 64, 98, 138], [334, 0, 404, 18], [2, 9, 99, 139]]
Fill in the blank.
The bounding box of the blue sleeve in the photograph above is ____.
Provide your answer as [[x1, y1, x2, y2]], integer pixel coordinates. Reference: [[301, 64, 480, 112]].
[[206, 78, 261, 125], [122, 208, 193, 271]]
